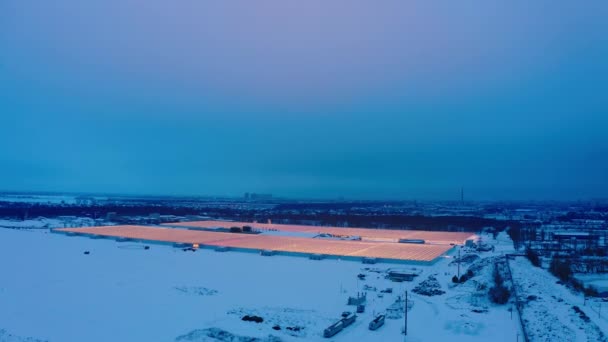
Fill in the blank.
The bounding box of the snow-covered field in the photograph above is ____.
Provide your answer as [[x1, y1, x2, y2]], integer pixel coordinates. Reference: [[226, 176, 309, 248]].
[[0, 227, 530, 342], [575, 274, 608, 293], [0, 195, 77, 205], [0, 218, 65, 230], [0, 218, 99, 230], [510, 257, 608, 341]]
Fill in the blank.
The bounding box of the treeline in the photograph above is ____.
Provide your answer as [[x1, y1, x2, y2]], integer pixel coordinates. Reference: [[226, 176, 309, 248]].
[[523, 252, 602, 297], [489, 263, 511, 304], [506, 224, 543, 250], [549, 257, 599, 297], [0, 202, 201, 219], [0, 201, 519, 233], [274, 201, 405, 211], [556, 211, 608, 221]]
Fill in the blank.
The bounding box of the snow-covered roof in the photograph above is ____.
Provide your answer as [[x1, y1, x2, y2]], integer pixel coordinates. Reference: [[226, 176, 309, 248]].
[[553, 231, 590, 237]]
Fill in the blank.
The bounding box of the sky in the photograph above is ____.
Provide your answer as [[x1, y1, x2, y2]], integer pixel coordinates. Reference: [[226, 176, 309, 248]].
[[1, 0, 607, 200]]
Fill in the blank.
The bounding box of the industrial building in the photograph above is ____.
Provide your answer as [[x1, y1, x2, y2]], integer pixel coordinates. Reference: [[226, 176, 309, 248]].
[[167, 220, 475, 245], [51, 224, 464, 264]]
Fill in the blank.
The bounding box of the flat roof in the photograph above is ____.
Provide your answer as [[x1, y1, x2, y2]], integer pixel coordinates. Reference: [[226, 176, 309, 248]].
[[167, 220, 475, 245], [54, 225, 453, 262], [554, 231, 591, 236]]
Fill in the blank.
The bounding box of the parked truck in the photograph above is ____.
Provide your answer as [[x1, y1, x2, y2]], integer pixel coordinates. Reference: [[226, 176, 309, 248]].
[[323, 320, 344, 338], [341, 311, 357, 327], [323, 312, 357, 338], [368, 314, 385, 331]]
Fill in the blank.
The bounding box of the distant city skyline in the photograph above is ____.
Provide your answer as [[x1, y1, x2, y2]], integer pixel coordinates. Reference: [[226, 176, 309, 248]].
[[1, 1, 607, 201], [1, 187, 605, 203]]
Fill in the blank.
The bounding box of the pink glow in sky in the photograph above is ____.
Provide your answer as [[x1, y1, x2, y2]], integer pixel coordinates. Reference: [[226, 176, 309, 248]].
[[3, 0, 605, 110], [1, 0, 607, 199]]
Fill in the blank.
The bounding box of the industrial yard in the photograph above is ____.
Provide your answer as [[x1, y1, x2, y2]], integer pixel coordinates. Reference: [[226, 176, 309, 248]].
[[0, 226, 522, 342], [2, 196, 608, 341]]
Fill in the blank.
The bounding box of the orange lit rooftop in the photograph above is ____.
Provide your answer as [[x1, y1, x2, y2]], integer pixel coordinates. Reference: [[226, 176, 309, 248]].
[[167, 220, 475, 245], [53, 225, 455, 263]]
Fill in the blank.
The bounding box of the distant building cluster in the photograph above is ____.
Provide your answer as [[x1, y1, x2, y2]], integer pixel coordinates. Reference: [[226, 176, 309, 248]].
[[244, 193, 273, 200]]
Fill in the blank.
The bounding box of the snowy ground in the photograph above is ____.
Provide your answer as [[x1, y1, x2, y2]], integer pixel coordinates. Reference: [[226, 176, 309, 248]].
[[2, 227, 523, 342], [509, 256, 608, 341], [0, 195, 77, 204], [575, 274, 608, 293], [0, 218, 65, 230], [0, 217, 99, 230]]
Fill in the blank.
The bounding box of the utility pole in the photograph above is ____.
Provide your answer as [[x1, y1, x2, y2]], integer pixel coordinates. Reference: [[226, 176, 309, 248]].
[[461, 187, 464, 205], [457, 247, 461, 279], [404, 290, 408, 339]]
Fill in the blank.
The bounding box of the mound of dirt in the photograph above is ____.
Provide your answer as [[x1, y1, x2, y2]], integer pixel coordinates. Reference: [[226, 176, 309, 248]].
[[412, 275, 445, 296]]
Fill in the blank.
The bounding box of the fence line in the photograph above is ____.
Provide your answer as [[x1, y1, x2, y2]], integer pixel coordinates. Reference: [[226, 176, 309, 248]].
[[505, 254, 530, 342], [587, 301, 604, 320]]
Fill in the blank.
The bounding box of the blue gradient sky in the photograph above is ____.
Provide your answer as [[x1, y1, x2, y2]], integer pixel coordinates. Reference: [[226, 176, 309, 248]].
[[1, 1, 607, 200]]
